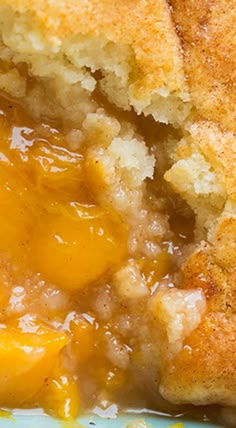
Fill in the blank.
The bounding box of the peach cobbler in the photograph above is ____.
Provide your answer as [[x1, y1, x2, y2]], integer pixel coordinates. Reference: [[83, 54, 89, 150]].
[[0, 0, 235, 426]]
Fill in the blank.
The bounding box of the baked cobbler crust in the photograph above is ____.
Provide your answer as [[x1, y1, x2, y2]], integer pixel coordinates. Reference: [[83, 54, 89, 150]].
[[0, 0, 190, 124], [0, 0, 235, 425]]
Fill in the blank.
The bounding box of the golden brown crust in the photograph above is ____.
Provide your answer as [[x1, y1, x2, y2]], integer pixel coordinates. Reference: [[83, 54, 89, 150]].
[[169, 0, 236, 132], [160, 312, 236, 406], [189, 122, 236, 201], [0, 0, 188, 107], [165, 121, 236, 244], [160, 212, 236, 405], [181, 215, 236, 313], [163, 120, 236, 406]]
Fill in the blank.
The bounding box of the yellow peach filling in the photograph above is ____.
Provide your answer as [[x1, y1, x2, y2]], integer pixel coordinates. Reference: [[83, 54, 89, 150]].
[[0, 95, 196, 421]]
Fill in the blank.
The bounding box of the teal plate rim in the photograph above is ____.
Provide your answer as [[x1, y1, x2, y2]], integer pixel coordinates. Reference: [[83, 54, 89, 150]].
[[0, 413, 221, 428]]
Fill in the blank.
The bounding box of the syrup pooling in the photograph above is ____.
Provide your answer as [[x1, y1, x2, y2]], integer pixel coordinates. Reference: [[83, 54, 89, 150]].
[[0, 96, 196, 420], [33, 202, 128, 290], [0, 98, 128, 283], [0, 324, 68, 407], [0, 97, 128, 417]]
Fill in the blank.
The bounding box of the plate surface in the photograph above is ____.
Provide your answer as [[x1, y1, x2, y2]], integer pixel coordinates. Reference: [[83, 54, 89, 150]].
[[0, 413, 221, 428]]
